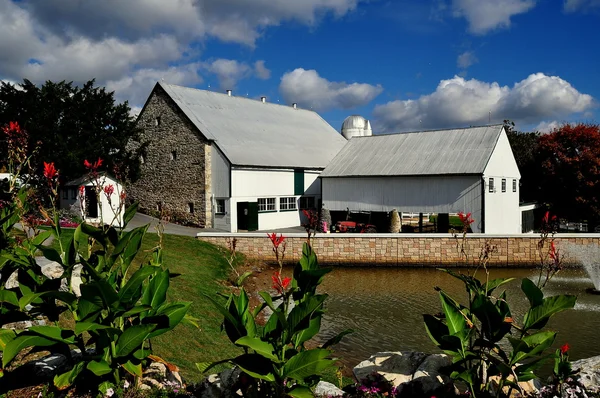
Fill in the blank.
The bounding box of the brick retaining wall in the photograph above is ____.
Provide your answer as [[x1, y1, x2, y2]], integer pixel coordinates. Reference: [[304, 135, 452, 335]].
[[196, 233, 600, 267]]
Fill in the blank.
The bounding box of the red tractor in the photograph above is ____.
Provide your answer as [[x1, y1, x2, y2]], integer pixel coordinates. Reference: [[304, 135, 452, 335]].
[[333, 209, 377, 233]]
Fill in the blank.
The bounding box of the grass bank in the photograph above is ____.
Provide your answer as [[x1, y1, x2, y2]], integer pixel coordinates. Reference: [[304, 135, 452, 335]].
[[51, 229, 241, 383]]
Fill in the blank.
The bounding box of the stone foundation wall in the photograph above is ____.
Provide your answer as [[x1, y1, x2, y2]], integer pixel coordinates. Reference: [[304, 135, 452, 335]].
[[129, 86, 211, 227], [197, 233, 600, 266]]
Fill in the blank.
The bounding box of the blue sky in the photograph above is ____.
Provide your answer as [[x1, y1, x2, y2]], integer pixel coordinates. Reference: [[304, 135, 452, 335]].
[[0, 0, 598, 133]]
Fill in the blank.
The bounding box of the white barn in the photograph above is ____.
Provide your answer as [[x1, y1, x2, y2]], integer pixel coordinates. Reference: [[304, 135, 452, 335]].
[[320, 125, 522, 234], [131, 83, 348, 232], [60, 174, 125, 227]]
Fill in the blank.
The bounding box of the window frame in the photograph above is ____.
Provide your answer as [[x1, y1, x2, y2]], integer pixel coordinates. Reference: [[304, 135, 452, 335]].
[[258, 197, 276, 213], [62, 189, 69, 200], [488, 178, 495, 193], [501, 178, 506, 193], [512, 179, 517, 193], [188, 202, 194, 214], [170, 151, 177, 161], [70, 188, 77, 200], [215, 199, 226, 215], [279, 196, 298, 212], [299, 196, 315, 210]]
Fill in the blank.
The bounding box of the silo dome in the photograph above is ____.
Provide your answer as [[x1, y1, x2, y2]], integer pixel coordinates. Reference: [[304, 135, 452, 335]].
[[341, 115, 373, 139]]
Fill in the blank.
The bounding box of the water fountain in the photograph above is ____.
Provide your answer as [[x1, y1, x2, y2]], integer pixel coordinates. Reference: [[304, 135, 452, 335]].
[[563, 243, 600, 294]]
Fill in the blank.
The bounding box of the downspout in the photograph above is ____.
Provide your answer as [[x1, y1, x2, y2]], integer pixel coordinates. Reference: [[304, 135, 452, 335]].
[[481, 175, 486, 233]]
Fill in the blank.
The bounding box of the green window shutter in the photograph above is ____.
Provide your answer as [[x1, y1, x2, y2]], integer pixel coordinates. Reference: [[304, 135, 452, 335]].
[[294, 169, 304, 195], [248, 202, 259, 231]]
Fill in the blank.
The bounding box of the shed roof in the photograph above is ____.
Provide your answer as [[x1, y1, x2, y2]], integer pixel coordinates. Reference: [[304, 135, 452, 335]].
[[320, 125, 504, 177], [64, 173, 120, 187], [157, 83, 347, 168]]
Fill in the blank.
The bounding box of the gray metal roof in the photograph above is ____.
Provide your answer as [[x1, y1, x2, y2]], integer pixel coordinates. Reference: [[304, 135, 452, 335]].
[[159, 83, 347, 168], [320, 125, 504, 177]]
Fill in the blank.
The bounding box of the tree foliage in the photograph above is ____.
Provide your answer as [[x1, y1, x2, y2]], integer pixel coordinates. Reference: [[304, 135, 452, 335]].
[[0, 79, 142, 182], [504, 120, 541, 203], [537, 123, 600, 224]]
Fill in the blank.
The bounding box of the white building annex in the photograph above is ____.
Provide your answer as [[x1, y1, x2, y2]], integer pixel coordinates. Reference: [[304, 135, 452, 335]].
[[60, 174, 125, 227], [132, 83, 348, 232], [320, 125, 522, 234]]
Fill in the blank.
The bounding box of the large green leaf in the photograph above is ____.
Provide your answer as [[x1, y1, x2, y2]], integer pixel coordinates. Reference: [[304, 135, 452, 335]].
[[485, 277, 516, 295], [233, 353, 276, 382], [258, 291, 287, 329], [320, 328, 353, 349], [118, 265, 156, 303], [81, 280, 119, 308], [116, 325, 155, 357], [508, 331, 556, 365], [2, 334, 58, 367], [235, 336, 279, 361], [147, 302, 191, 338], [288, 385, 315, 398], [87, 359, 113, 376], [74, 322, 119, 336], [0, 289, 18, 307], [122, 360, 142, 377], [287, 295, 327, 336], [29, 326, 76, 344], [142, 269, 169, 309], [54, 362, 85, 390], [295, 316, 322, 347], [439, 291, 467, 336], [0, 329, 16, 351], [205, 294, 246, 343], [282, 349, 334, 382], [523, 295, 577, 331], [123, 202, 139, 228], [121, 226, 148, 267], [32, 230, 53, 246], [298, 243, 318, 271], [423, 314, 450, 349], [19, 291, 77, 311], [521, 278, 544, 307]]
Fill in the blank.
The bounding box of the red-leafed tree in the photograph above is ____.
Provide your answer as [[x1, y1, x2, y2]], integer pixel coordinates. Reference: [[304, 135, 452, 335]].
[[537, 123, 600, 227]]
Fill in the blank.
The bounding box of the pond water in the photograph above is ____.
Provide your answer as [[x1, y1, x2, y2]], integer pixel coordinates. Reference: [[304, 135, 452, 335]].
[[315, 267, 600, 370]]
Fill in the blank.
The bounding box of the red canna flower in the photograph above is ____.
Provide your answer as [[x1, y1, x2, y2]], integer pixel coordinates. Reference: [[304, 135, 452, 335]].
[[83, 159, 92, 169], [271, 271, 291, 294], [458, 211, 475, 225], [103, 184, 115, 196], [549, 241, 558, 261], [78, 185, 85, 196], [267, 233, 286, 249], [120, 191, 126, 202], [43, 162, 58, 180], [84, 157, 104, 170], [560, 343, 570, 354]]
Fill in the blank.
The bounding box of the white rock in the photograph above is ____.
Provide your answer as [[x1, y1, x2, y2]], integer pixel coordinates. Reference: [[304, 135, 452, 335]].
[[572, 355, 600, 393], [314, 381, 345, 397], [39, 261, 64, 279]]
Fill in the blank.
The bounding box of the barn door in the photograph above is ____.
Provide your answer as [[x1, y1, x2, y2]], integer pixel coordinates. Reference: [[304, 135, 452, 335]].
[[248, 202, 259, 231]]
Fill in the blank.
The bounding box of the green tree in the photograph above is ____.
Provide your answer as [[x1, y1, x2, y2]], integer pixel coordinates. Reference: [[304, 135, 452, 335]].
[[0, 79, 142, 183], [504, 120, 542, 203]]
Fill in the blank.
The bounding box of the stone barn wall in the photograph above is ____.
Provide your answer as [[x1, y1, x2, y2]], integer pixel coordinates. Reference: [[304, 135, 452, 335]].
[[129, 86, 212, 227]]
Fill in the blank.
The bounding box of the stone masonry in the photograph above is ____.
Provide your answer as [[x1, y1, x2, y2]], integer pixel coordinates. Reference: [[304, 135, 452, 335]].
[[197, 234, 600, 266], [129, 85, 212, 227]]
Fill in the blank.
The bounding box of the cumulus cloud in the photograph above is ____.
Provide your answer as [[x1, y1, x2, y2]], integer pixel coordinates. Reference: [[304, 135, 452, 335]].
[[535, 120, 562, 133], [457, 51, 478, 69], [372, 73, 594, 132], [279, 68, 383, 111], [452, 0, 537, 34], [254, 60, 271, 80], [203, 59, 252, 89], [564, 0, 600, 11]]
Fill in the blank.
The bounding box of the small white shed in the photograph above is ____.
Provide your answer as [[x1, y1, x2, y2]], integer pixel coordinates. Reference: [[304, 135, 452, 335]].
[[60, 174, 125, 227]]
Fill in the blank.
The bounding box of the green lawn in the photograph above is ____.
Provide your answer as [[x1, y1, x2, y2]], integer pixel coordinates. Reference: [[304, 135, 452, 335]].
[[50, 229, 241, 383]]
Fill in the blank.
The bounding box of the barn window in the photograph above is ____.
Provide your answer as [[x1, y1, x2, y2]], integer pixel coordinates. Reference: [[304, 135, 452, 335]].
[[258, 198, 276, 212], [71, 188, 77, 200], [170, 151, 177, 161], [300, 196, 315, 210], [140, 154, 145, 164], [155, 116, 161, 126], [62, 189, 69, 200], [513, 179, 517, 192], [488, 178, 495, 193], [188, 202, 194, 214], [280, 197, 297, 211], [215, 199, 226, 214], [501, 179, 506, 193]]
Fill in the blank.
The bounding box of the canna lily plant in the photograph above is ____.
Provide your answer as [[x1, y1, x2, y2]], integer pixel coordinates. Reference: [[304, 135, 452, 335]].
[[199, 234, 351, 397]]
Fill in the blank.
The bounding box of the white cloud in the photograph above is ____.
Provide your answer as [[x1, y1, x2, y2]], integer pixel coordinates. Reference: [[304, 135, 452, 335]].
[[564, 0, 600, 12], [203, 59, 252, 89], [105, 64, 202, 106], [452, 0, 536, 34], [535, 120, 561, 133], [254, 60, 271, 80], [279, 68, 383, 111], [373, 73, 595, 132], [457, 51, 478, 69]]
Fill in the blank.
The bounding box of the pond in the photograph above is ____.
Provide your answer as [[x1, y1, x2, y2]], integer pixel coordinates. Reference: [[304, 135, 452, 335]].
[[315, 267, 600, 371]]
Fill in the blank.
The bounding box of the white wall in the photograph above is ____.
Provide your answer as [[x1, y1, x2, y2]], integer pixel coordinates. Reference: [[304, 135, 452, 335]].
[[322, 175, 484, 232], [483, 128, 521, 234], [229, 168, 322, 232], [60, 176, 124, 227]]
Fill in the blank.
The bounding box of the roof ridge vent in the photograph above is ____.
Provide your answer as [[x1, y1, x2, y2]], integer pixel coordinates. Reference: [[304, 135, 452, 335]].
[[226, 89, 232, 96], [261, 96, 266, 103]]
